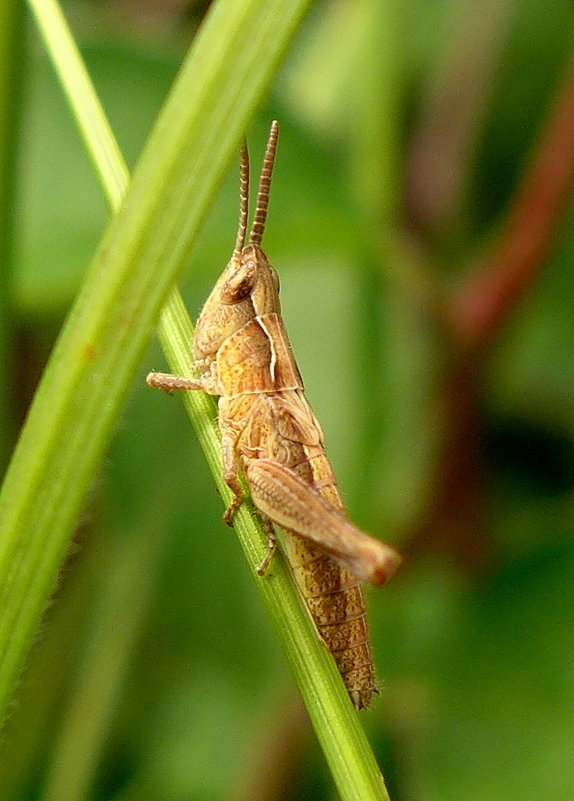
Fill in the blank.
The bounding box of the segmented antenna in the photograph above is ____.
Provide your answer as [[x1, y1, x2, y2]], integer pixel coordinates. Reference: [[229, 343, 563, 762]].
[[249, 120, 279, 246], [233, 141, 250, 257]]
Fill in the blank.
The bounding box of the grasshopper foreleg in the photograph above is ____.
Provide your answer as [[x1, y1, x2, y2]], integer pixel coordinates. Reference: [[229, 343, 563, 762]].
[[147, 369, 245, 528], [146, 364, 221, 396], [146, 371, 206, 393]]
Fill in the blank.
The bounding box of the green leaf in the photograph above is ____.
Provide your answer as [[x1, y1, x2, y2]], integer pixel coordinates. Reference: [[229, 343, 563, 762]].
[[0, 1, 393, 799], [0, 0, 311, 726]]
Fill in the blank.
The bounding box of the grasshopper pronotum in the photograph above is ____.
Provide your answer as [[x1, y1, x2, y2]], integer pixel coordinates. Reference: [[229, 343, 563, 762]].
[[147, 122, 401, 708]]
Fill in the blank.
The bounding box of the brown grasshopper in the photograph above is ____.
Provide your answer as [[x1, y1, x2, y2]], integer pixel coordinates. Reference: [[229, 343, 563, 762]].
[[147, 121, 401, 709]]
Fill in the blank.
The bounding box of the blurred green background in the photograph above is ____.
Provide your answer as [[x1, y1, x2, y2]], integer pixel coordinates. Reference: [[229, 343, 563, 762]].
[[2, 0, 574, 799]]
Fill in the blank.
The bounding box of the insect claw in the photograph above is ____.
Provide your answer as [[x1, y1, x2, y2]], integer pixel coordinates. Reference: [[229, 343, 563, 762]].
[[256, 521, 277, 575], [223, 506, 235, 526]]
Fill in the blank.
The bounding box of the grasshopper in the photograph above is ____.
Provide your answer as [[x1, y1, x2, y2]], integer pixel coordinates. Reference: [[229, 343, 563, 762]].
[[147, 122, 401, 709]]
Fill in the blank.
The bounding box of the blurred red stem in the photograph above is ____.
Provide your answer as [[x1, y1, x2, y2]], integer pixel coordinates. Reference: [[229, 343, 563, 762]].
[[448, 54, 574, 351], [406, 56, 574, 568]]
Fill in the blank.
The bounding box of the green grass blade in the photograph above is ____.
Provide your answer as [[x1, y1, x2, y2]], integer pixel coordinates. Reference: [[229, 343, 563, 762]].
[[0, 0, 312, 722], [2, 1, 393, 798], [27, 0, 128, 205], [0, 0, 25, 470], [157, 295, 392, 801]]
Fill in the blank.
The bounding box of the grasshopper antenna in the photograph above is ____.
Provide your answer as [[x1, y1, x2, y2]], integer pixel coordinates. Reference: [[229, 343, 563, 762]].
[[233, 140, 250, 257], [249, 120, 279, 246]]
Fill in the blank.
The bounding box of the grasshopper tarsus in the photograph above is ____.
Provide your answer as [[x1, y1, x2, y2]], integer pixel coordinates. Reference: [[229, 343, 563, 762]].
[[223, 494, 241, 526], [148, 122, 401, 709], [255, 519, 277, 576]]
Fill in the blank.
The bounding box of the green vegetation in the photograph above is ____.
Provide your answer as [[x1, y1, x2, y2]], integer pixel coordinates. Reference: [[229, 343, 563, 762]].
[[1, 0, 574, 799]]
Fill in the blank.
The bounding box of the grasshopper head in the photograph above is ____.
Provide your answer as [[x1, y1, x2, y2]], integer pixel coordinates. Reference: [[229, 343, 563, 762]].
[[234, 243, 280, 315], [193, 243, 280, 362], [193, 121, 281, 364]]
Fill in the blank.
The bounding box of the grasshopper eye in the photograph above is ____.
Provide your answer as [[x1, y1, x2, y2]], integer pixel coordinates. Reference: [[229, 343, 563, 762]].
[[221, 262, 256, 304]]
